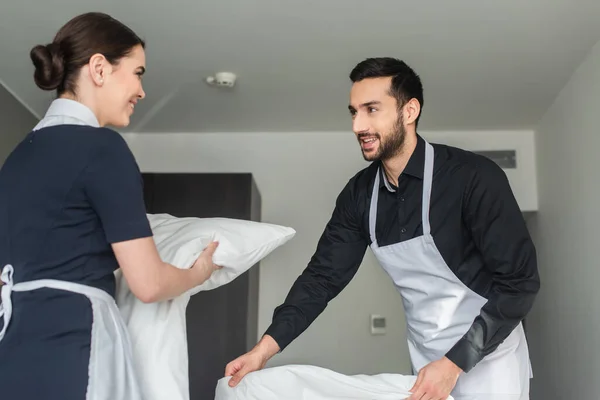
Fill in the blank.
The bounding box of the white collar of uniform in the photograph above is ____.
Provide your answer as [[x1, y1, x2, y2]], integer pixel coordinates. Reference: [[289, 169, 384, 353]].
[[34, 98, 100, 130]]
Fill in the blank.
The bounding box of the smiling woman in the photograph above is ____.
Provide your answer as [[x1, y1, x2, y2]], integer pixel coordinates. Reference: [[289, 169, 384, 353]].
[[30, 12, 147, 127], [0, 11, 222, 400]]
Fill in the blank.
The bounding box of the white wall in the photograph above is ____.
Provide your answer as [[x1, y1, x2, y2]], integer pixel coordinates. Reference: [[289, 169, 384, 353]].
[[123, 129, 536, 375], [527, 39, 600, 399]]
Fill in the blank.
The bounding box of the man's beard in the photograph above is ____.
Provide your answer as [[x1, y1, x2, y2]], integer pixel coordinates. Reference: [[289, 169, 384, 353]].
[[359, 116, 406, 162]]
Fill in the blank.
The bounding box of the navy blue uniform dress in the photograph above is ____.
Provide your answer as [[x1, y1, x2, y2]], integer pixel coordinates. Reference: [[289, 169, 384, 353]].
[[0, 99, 152, 400]]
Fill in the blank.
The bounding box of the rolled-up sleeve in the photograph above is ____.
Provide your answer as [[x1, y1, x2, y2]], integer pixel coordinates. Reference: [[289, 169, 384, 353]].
[[445, 157, 540, 372]]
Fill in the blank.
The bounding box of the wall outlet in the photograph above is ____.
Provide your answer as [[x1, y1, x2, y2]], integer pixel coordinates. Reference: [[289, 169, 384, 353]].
[[370, 314, 386, 335]]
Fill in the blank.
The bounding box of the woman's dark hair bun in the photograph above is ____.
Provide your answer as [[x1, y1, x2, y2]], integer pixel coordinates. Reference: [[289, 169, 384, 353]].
[[30, 42, 65, 91], [30, 13, 145, 96]]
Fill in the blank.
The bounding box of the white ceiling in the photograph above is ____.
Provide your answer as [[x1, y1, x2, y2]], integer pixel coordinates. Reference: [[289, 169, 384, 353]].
[[1, 0, 600, 133]]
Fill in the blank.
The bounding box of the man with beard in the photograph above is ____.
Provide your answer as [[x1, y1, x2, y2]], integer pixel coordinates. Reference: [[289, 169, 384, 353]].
[[225, 58, 539, 400]]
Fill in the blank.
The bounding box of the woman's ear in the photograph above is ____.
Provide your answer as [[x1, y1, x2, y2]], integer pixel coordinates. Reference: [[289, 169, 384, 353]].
[[88, 53, 110, 86]]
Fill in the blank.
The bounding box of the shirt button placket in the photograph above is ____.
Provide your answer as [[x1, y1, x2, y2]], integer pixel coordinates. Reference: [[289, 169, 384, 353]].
[[399, 194, 406, 238]]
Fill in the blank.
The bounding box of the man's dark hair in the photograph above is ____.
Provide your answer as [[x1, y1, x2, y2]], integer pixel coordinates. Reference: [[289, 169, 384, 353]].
[[350, 57, 424, 127]]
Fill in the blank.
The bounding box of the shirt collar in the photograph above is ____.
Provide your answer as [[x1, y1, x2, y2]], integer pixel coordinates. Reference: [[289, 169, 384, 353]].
[[41, 98, 100, 128], [379, 134, 425, 192]]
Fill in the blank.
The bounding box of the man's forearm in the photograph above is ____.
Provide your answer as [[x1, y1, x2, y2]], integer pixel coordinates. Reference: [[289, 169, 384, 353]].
[[445, 289, 538, 373], [252, 334, 281, 361]]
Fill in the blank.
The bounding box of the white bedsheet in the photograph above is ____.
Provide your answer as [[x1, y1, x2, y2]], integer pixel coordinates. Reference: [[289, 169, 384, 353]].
[[214, 364, 454, 400]]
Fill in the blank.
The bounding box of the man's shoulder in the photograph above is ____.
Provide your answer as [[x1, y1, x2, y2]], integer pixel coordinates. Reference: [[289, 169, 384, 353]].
[[431, 141, 503, 176], [335, 162, 379, 208], [346, 162, 379, 192]]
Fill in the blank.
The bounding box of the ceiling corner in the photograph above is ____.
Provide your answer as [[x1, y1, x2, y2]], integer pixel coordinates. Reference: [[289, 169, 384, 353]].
[[0, 78, 41, 121]]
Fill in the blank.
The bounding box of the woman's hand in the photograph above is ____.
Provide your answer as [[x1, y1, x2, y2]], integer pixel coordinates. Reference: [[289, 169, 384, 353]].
[[190, 241, 222, 285], [113, 238, 222, 303]]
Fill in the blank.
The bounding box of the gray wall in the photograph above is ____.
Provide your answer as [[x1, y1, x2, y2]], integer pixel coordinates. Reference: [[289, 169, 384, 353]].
[[0, 84, 38, 165], [528, 39, 600, 399]]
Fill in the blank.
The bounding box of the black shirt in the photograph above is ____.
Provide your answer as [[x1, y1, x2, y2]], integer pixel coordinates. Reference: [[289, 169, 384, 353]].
[[264, 134, 540, 373]]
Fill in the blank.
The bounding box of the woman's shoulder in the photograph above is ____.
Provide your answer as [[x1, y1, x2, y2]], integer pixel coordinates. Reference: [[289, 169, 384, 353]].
[[34, 124, 122, 141], [34, 125, 135, 169], [54, 125, 130, 153]]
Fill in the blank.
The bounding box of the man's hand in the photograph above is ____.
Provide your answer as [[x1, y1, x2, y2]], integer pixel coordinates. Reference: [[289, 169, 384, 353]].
[[407, 357, 462, 400], [224, 334, 280, 387]]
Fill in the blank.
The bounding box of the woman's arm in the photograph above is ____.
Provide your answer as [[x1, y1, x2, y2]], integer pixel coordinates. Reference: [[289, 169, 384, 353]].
[[112, 238, 220, 303], [84, 129, 221, 303]]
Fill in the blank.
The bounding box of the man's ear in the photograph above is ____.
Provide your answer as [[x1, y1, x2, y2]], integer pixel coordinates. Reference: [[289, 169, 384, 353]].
[[403, 98, 421, 125]]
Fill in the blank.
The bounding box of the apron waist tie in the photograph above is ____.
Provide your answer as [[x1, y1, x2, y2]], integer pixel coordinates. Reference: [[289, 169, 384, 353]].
[[0, 264, 15, 343], [0, 263, 116, 344]]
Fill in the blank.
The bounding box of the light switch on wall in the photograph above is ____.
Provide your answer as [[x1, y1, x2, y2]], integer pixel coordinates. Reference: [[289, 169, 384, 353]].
[[370, 314, 386, 335]]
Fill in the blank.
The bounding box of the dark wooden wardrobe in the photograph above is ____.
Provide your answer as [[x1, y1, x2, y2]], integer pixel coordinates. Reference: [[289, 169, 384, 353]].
[[142, 173, 261, 400]]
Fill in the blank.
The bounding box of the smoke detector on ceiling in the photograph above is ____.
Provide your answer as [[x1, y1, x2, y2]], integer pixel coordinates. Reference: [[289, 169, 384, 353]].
[[205, 72, 237, 88]]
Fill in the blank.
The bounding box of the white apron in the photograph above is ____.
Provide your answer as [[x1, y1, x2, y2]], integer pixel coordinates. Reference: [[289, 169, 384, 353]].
[[369, 141, 532, 400], [0, 264, 143, 400]]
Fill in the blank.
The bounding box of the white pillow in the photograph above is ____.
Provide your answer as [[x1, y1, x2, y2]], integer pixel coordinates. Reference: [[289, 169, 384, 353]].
[[115, 213, 296, 400], [146, 213, 296, 294], [214, 364, 454, 400]]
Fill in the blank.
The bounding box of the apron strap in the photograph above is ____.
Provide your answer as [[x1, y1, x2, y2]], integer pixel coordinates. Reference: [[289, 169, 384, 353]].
[[369, 170, 380, 246], [422, 142, 434, 236], [369, 141, 436, 244], [0, 264, 15, 343], [0, 264, 115, 345]]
